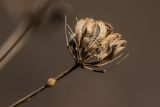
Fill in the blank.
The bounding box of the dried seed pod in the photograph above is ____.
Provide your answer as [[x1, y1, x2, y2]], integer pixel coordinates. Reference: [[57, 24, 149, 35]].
[[65, 17, 127, 73]]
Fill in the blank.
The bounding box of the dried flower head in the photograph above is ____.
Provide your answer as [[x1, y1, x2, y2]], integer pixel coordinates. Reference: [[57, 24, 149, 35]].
[[7, 17, 128, 107], [65, 17, 128, 73]]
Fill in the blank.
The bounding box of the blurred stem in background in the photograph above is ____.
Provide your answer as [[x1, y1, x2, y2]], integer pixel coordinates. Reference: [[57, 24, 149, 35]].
[[0, 18, 33, 70], [0, 0, 69, 70]]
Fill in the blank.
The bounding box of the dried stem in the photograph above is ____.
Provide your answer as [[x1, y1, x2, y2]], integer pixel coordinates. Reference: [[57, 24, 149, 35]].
[[8, 85, 47, 107], [8, 63, 80, 107]]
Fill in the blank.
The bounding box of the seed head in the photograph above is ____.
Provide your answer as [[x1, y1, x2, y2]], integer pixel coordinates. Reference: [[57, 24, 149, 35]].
[[65, 17, 128, 73]]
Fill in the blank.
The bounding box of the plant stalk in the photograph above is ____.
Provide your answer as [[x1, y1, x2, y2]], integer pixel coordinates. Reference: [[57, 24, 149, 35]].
[[8, 63, 80, 107]]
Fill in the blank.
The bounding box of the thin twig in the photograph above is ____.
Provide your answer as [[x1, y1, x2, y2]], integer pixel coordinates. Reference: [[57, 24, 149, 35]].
[[8, 85, 47, 107], [8, 63, 80, 107]]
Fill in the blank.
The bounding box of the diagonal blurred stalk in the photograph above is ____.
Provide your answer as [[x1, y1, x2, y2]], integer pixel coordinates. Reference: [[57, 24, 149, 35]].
[[0, 0, 60, 70], [0, 20, 33, 70], [8, 63, 80, 107]]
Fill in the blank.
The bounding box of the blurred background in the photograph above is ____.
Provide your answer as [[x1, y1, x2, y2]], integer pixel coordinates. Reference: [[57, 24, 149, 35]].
[[0, 0, 160, 107]]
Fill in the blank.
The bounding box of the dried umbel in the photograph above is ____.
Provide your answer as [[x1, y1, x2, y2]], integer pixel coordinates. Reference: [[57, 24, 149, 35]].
[[7, 17, 128, 107], [65, 17, 127, 73]]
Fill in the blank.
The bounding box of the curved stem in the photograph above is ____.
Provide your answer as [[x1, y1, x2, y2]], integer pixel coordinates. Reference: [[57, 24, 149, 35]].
[[8, 63, 80, 107]]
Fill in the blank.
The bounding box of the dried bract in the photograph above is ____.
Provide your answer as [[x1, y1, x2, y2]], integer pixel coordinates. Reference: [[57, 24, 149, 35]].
[[65, 17, 127, 73]]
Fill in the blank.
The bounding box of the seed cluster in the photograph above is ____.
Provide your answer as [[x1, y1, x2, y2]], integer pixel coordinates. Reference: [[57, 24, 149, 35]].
[[65, 17, 127, 73]]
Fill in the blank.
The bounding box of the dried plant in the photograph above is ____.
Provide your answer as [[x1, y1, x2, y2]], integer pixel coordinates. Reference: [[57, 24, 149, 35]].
[[8, 17, 128, 107], [65, 17, 128, 73]]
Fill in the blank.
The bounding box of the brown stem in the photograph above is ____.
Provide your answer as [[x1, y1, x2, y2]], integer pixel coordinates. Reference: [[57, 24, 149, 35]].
[[8, 85, 47, 107], [8, 63, 80, 107], [55, 63, 80, 80]]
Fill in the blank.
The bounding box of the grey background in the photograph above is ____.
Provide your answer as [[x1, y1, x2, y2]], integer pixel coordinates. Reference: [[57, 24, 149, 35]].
[[0, 0, 160, 107]]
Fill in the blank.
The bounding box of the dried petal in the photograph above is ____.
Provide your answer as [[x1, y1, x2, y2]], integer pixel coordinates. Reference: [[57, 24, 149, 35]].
[[75, 18, 94, 46], [75, 19, 87, 46], [111, 40, 127, 55], [83, 20, 112, 54], [101, 33, 121, 46], [96, 33, 126, 61], [66, 17, 127, 66]]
